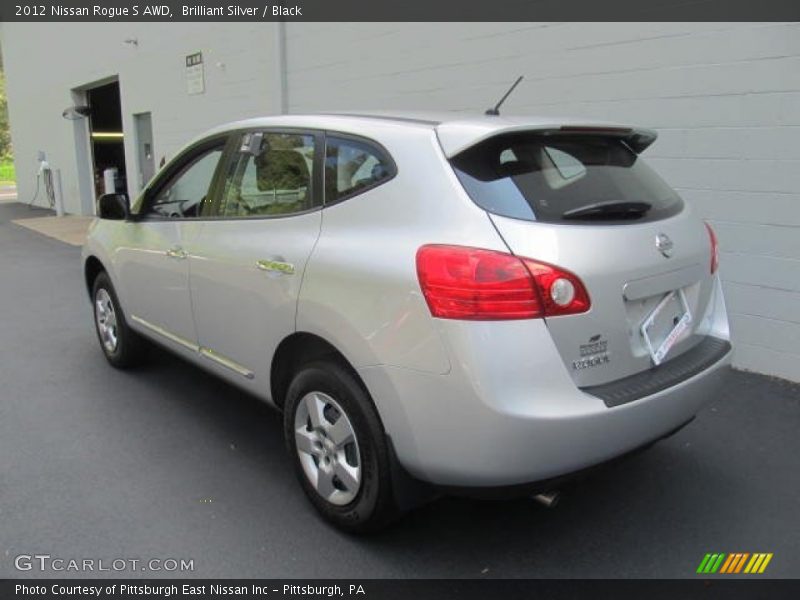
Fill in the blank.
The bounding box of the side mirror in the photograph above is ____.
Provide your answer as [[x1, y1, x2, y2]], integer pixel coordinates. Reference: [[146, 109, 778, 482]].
[[98, 193, 129, 220]]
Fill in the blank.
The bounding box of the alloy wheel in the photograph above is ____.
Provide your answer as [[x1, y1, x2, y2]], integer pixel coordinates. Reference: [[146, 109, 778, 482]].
[[94, 288, 118, 353], [294, 391, 362, 506]]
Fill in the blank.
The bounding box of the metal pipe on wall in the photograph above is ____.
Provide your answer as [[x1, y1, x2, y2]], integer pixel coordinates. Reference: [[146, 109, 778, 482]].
[[273, 21, 288, 115]]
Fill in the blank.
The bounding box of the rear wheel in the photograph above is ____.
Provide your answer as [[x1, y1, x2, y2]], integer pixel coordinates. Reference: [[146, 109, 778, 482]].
[[284, 361, 396, 533], [92, 271, 145, 368]]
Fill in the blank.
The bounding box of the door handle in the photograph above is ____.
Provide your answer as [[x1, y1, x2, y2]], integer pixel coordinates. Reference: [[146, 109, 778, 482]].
[[166, 247, 188, 259], [256, 259, 295, 275]]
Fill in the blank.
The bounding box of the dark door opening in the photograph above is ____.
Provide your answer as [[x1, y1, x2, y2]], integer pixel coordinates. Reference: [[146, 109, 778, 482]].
[[87, 81, 127, 198]]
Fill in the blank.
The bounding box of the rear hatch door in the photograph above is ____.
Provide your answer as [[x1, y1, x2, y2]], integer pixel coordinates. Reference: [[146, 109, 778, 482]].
[[445, 126, 716, 387]]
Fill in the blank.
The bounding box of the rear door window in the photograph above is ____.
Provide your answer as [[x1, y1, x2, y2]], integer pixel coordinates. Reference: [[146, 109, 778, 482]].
[[450, 134, 683, 224]]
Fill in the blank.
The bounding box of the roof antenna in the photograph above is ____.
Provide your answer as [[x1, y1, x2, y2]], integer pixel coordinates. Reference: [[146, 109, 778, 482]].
[[485, 76, 524, 116]]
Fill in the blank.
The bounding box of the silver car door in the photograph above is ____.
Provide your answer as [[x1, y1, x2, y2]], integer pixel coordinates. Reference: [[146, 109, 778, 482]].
[[116, 140, 226, 350], [186, 130, 323, 393]]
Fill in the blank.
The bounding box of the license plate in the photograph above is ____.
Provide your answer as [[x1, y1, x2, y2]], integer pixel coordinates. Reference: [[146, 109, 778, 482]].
[[640, 289, 692, 366]]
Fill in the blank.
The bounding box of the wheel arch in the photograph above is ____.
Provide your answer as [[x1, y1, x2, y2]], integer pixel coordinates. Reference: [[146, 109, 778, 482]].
[[84, 255, 107, 297], [270, 331, 372, 411], [273, 331, 434, 515]]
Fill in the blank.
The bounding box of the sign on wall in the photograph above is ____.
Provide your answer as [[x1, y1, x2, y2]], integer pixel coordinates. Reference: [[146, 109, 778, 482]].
[[185, 52, 205, 95]]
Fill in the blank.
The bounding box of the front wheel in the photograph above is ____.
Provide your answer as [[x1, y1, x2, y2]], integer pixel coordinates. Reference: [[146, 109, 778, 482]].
[[284, 361, 396, 533], [91, 271, 145, 368]]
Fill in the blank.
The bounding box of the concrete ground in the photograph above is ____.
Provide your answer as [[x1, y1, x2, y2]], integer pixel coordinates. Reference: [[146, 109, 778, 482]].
[[1, 186, 93, 246], [0, 185, 18, 203], [1, 201, 798, 579], [11, 214, 93, 246]]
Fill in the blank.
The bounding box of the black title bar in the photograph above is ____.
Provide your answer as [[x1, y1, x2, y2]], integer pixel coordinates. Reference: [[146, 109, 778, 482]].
[[3, 579, 800, 600], [1, 0, 798, 22]]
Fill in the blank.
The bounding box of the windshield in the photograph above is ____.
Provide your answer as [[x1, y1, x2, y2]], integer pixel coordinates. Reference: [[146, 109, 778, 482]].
[[450, 134, 683, 224]]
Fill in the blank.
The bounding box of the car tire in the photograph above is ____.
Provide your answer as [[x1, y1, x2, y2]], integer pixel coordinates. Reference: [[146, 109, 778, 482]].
[[284, 361, 397, 533], [91, 271, 145, 368]]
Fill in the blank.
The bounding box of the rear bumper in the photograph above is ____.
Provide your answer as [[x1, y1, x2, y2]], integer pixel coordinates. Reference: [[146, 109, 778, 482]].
[[583, 337, 731, 407], [436, 415, 696, 500], [359, 322, 732, 488]]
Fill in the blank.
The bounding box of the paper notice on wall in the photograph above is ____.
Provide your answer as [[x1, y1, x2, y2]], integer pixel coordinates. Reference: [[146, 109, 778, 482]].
[[186, 52, 205, 95]]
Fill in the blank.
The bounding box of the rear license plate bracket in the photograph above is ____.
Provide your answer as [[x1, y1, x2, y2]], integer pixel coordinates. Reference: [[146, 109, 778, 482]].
[[640, 289, 692, 366]]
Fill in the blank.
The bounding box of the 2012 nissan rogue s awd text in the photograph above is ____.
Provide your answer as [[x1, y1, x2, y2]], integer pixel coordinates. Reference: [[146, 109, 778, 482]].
[[82, 112, 732, 532]]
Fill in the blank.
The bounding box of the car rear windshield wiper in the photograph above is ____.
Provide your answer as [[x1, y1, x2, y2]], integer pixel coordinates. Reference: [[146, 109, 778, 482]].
[[562, 200, 652, 220]]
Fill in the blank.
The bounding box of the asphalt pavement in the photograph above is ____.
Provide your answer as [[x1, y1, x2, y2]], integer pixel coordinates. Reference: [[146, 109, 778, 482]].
[[1, 202, 798, 579]]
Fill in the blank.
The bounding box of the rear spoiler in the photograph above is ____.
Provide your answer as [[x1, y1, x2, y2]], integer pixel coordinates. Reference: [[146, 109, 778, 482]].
[[436, 121, 658, 158]]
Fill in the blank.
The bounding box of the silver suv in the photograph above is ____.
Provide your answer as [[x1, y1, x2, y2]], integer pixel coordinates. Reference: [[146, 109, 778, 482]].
[[83, 113, 732, 532]]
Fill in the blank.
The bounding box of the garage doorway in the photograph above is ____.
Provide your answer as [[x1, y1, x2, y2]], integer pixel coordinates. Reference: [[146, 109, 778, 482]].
[[85, 80, 127, 199]]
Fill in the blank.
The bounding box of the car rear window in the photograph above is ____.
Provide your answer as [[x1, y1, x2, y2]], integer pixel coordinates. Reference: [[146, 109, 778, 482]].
[[450, 133, 683, 224]]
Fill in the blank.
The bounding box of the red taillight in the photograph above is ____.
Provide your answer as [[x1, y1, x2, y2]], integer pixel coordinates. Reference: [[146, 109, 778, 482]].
[[416, 245, 590, 320], [521, 257, 591, 317], [705, 222, 719, 274]]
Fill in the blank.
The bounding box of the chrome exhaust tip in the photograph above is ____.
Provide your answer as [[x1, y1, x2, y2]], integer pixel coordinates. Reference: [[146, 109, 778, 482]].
[[531, 491, 560, 508]]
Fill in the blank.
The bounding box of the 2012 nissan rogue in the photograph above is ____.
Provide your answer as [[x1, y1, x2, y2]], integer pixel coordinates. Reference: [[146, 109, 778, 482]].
[[82, 112, 732, 532]]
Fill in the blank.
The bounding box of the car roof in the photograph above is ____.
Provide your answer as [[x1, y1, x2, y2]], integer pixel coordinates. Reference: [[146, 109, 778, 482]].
[[195, 111, 658, 157]]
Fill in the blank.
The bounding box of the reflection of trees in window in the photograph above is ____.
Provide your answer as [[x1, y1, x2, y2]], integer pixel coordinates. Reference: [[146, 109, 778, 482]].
[[224, 133, 315, 217], [268, 134, 305, 151], [254, 147, 310, 192]]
